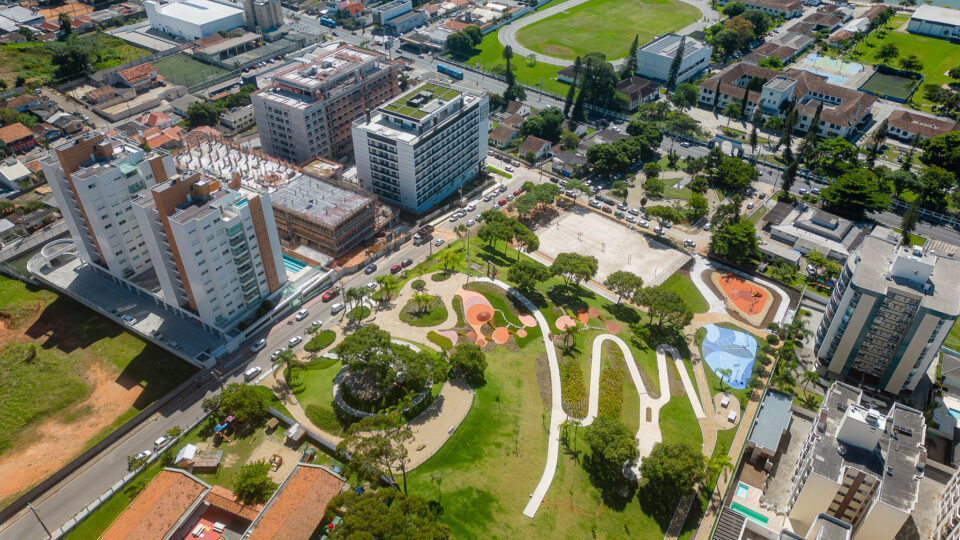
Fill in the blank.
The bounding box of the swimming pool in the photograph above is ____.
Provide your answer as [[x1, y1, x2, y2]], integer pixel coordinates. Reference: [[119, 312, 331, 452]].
[[731, 502, 769, 526], [949, 408, 960, 420], [803, 54, 864, 74], [736, 483, 749, 498], [282, 254, 308, 273]]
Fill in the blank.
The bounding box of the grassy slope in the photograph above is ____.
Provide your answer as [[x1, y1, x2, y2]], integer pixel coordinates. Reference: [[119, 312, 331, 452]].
[[661, 273, 709, 314], [947, 319, 960, 351], [0, 33, 149, 83], [458, 32, 570, 95], [289, 359, 345, 433], [515, 0, 700, 61]]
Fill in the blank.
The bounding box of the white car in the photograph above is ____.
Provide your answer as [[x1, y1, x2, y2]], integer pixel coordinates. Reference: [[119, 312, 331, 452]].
[[628, 208, 640, 216], [331, 302, 345, 314], [366, 282, 378, 291], [466, 219, 476, 227], [505, 165, 514, 172], [626, 215, 636, 223], [288, 336, 302, 348], [295, 308, 309, 321], [638, 220, 649, 228], [250, 338, 267, 352], [747, 202, 755, 209], [271, 349, 285, 360], [243, 366, 262, 381], [434, 238, 445, 246], [684, 239, 696, 247], [121, 314, 136, 324], [799, 188, 807, 195], [449, 215, 458, 222], [311, 320, 323, 328], [466, 203, 476, 211]]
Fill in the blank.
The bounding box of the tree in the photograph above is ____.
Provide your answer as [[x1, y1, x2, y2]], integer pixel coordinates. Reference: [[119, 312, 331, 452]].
[[723, 100, 742, 126], [448, 343, 486, 380], [577, 53, 624, 111], [642, 161, 661, 180], [611, 179, 628, 199], [708, 452, 734, 482], [621, 34, 639, 79], [644, 177, 665, 197], [334, 324, 444, 393], [950, 66, 960, 80], [686, 192, 709, 223], [508, 258, 551, 292], [186, 101, 222, 128], [564, 56, 582, 118], [58, 13, 72, 36], [201, 382, 267, 422], [550, 252, 598, 286], [560, 130, 579, 149], [820, 169, 890, 219], [724, 16, 754, 51], [634, 286, 693, 328], [920, 131, 960, 173], [782, 159, 799, 195], [899, 54, 923, 72], [714, 29, 741, 58], [917, 166, 956, 211], [437, 248, 461, 273], [338, 411, 414, 494], [571, 56, 586, 121], [710, 219, 761, 267], [716, 156, 758, 192], [758, 56, 783, 70], [519, 106, 564, 143], [584, 417, 638, 485], [49, 41, 92, 81], [639, 442, 706, 518], [877, 42, 899, 64], [234, 460, 278, 504], [799, 102, 823, 163], [586, 142, 630, 176], [477, 218, 513, 254], [512, 221, 539, 259], [445, 32, 474, 58], [604, 271, 643, 304], [717, 367, 733, 391], [502, 45, 525, 102], [722, 1, 745, 17], [801, 370, 820, 392], [740, 10, 771, 38], [328, 488, 450, 539], [665, 36, 685, 90]]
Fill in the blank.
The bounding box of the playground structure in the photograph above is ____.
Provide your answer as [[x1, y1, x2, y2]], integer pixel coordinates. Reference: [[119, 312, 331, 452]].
[[300, 447, 316, 463], [718, 272, 768, 314], [457, 286, 536, 346], [269, 454, 283, 471], [213, 416, 234, 444]]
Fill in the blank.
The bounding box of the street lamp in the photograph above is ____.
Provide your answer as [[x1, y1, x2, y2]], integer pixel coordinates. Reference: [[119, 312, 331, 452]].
[[210, 368, 225, 391], [27, 503, 50, 539]]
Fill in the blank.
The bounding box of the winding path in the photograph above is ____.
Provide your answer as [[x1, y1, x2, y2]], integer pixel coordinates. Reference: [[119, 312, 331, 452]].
[[497, 0, 718, 67]]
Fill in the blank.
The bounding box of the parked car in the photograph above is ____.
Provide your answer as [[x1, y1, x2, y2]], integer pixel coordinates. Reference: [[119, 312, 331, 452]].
[[628, 208, 640, 216], [434, 238, 445, 246], [811, 188, 821, 195], [589, 199, 602, 208], [467, 203, 476, 211], [617, 202, 628, 210], [288, 336, 302, 348], [331, 302, 345, 314], [498, 198, 507, 205], [602, 206, 612, 213], [153, 435, 173, 452], [506, 194, 515, 201], [498, 185, 508, 193], [322, 289, 338, 302], [798, 188, 807, 195], [311, 320, 322, 328], [121, 314, 136, 324], [466, 219, 476, 227], [505, 165, 514, 172], [513, 190, 521, 196], [295, 308, 309, 321], [364, 263, 377, 274], [492, 203, 501, 210], [614, 211, 625, 219], [271, 349, 285, 360], [401, 258, 413, 268], [684, 239, 696, 247], [746, 202, 755, 209], [243, 366, 262, 381], [391, 264, 402, 274], [366, 282, 377, 291], [638, 220, 649, 228], [806, 264, 817, 275], [250, 338, 267, 352], [483, 194, 493, 202], [661, 220, 672, 228], [680, 141, 691, 148], [626, 215, 636, 223], [449, 215, 459, 223], [703, 223, 712, 231]]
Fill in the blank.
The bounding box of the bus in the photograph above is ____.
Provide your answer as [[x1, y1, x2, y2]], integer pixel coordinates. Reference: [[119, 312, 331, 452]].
[[320, 17, 337, 28], [437, 63, 464, 80]]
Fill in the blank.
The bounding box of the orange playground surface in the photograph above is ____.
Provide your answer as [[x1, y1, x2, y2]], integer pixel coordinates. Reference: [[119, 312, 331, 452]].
[[718, 273, 768, 314]]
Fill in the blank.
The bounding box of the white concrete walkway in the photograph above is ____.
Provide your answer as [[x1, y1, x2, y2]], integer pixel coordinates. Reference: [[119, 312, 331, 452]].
[[688, 256, 793, 324], [690, 256, 727, 314], [664, 345, 706, 419]]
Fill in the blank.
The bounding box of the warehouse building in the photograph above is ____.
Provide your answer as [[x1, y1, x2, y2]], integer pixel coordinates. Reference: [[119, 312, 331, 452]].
[[908, 5, 960, 40], [145, 0, 246, 40]]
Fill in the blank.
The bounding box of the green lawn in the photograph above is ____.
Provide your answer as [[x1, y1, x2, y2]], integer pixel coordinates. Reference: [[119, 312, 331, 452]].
[[660, 273, 709, 314], [663, 176, 694, 201], [946, 319, 960, 351], [0, 276, 195, 460], [289, 358, 347, 434], [515, 0, 699, 61], [892, 227, 927, 247], [455, 31, 571, 95], [853, 26, 960, 110], [399, 296, 449, 327], [0, 33, 150, 84], [154, 53, 229, 88]]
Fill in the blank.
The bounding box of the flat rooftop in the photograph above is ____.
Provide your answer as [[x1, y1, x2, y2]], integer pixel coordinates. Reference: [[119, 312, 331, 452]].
[[747, 389, 794, 453], [911, 4, 960, 25], [149, 0, 244, 24], [270, 174, 373, 229], [100, 469, 209, 540], [640, 33, 707, 58], [175, 139, 300, 190], [382, 82, 461, 120]]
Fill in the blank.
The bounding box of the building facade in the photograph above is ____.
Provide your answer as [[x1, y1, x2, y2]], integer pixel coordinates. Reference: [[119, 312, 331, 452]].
[[814, 228, 960, 394], [252, 43, 398, 164], [352, 81, 488, 213], [144, 0, 245, 40], [937, 466, 960, 540], [908, 5, 960, 40], [43, 133, 287, 332], [244, 0, 283, 31], [635, 34, 712, 85], [787, 382, 925, 540]]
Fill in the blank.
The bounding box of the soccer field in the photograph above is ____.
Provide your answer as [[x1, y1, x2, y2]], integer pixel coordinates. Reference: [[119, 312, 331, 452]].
[[515, 0, 700, 61], [860, 71, 918, 102], [154, 54, 230, 88]]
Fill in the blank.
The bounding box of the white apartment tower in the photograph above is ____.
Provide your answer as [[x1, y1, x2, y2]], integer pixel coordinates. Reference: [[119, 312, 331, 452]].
[[43, 133, 287, 333], [937, 466, 960, 540], [252, 43, 398, 164], [352, 81, 488, 213]]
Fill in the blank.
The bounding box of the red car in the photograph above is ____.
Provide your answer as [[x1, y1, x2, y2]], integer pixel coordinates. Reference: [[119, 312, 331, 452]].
[[602, 206, 612, 213], [498, 198, 507, 205], [321, 289, 338, 302], [390, 264, 402, 274], [513, 189, 521, 196]]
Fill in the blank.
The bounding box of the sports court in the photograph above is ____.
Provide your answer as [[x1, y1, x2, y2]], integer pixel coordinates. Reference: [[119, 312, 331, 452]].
[[860, 71, 919, 102], [701, 324, 757, 390], [537, 208, 690, 286]]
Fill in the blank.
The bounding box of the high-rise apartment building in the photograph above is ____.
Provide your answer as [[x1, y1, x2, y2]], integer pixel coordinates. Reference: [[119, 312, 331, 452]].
[[352, 81, 488, 213], [814, 228, 960, 395], [786, 382, 925, 540], [252, 43, 398, 164], [244, 0, 283, 32], [937, 466, 960, 540], [43, 133, 287, 332]]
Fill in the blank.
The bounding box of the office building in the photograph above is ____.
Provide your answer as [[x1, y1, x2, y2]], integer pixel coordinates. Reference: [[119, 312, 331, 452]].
[[814, 228, 960, 394], [937, 465, 960, 540], [352, 81, 488, 213], [244, 0, 283, 31], [145, 0, 246, 40], [252, 43, 398, 164], [372, 0, 425, 35], [635, 34, 711, 85], [43, 133, 287, 332], [908, 5, 960, 40], [787, 382, 925, 539]]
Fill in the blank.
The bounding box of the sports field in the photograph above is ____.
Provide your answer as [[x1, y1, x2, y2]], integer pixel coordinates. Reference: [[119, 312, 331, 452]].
[[859, 71, 918, 101], [515, 0, 700, 60], [154, 54, 230, 88]]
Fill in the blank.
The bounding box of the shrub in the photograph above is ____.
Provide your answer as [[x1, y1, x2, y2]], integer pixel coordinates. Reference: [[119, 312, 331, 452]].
[[304, 330, 336, 351], [399, 297, 448, 327], [597, 367, 624, 419], [427, 330, 453, 350], [431, 272, 452, 282], [305, 403, 343, 433], [766, 334, 780, 346], [560, 356, 587, 418], [411, 279, 426, 291], [452, 296, 466, 327]]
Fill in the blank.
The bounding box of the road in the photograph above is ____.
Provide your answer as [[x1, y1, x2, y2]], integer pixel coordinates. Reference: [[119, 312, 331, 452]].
[[0, 157, 536, 540]]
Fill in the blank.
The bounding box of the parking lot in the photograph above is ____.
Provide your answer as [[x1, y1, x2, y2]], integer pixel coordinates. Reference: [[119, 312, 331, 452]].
[[537, 206, 690, 286]]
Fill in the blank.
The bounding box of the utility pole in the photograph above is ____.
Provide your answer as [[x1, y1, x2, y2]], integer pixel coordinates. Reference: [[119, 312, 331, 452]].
[[210, 368, 225, 390], [27, 503, 50, 539]]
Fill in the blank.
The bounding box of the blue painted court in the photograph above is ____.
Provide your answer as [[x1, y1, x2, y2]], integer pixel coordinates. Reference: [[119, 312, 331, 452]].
[[701, 324, 757, 390]]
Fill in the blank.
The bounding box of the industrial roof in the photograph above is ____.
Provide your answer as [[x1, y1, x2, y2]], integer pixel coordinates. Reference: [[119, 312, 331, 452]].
[[746, 389, 793, 453], [911, 4, 960, 26], [639, 33, 708, 58], [150, 0, 244, 24]]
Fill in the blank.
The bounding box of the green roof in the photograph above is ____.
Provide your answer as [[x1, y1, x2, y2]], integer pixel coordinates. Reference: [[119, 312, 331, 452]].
[[382, 83, 461, 120]]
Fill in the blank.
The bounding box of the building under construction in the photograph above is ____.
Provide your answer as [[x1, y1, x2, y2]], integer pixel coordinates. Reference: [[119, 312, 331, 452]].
[[175, 133, 376, 259]]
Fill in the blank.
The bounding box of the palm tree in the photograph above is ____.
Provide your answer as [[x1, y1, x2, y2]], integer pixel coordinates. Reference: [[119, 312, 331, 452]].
[[437, 249, 462, 274], [375, 274, 398, 302], [708, 453, 734, 482], [275, 349, 299, 384], [562, 323, 580, 352], [412, 292, 433, 314], [717, 368, 733, 392], [801, 370, 820, 392], [724, 100, 742, 127], [345, 287, 366, 319]]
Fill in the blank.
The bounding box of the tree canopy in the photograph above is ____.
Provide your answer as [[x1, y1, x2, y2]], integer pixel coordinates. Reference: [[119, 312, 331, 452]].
[[709, 218, 761, 268], [639, 441, 706, 519], [334, 324, 446, 393], [920, 131, 960, 174], [233, 459, 278, 504], [820, 169, 890, 219], [327, 488, 449, 539], [448, 343, 487, 381], [508, 258, 551, 292], [519, 106, 564, 143], [201, 382, 267, 422], [604, 271, 643, 304], [633, 287, 692, 328], [550, 252, 598, 286]]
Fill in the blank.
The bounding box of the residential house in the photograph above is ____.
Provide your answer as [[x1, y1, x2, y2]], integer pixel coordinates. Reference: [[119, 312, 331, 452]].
[[504, 100, 531, 117], [47, 112, 83, 134], [885, 109, 957, 141], [0, 32, 27, 44], [137, 126, 184, 149], [0, 218, 15, 242], [343, 3, 364, 17], [0, 157, 31, 189], [562, 119, 587, 137], [220, 105, 255, 131], [170, 94, 203, 117], [135, 111, 175, 128], [716, 0, 802, 18], [30, 122, 63, 144], [2, 94, 41, 113], [519, 135, 551, 160], [85, 86, 131, 106], [501, 113, 525, 128], [71, 15, 94, 33], [108, 62, 161, 93], [488, 124, 518, 148], [557, 64, 578, 84], [552, 150, 587, 177], [616, 76, 660, 110], [0, 122, 36, 154], [800, 11, 842, 32]]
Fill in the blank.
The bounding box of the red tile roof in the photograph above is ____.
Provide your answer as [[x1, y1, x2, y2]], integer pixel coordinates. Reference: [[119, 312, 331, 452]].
[[247, 465, 345, 540], [0, 123, 35, 144], [100, 469, 208, 540], [118, 62, 157, 84], [344, 3, 363, 15], [444, 20, 470, 31], [887, 110, 957, 139], [136, 111, 171, 127], [519, 135, 551, 154], [204, 485, 263, 521], [38, 21, 58, 31]]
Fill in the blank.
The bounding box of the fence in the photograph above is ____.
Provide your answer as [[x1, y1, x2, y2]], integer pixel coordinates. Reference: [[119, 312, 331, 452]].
[[889, 198, 960, 228]]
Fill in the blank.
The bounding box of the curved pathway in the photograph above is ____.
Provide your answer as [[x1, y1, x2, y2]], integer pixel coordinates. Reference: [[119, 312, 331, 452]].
[[497, 0, 717, 67], [689, 256, 793, 324]]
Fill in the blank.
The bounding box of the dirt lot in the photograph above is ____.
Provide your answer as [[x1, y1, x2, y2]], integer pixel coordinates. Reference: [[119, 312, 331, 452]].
[[536, 206, 690, 286]]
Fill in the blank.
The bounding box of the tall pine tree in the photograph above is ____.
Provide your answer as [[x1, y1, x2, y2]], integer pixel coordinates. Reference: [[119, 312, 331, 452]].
[[620, 35, 639, 80], [563, 56, 582, 118], [799, 102, 823, 164], [665, 37, 685, 91]]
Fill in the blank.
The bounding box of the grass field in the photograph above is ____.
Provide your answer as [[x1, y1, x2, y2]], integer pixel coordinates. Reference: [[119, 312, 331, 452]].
[[0, 33, 149, 84], [661, 273, 709, 314], [859, 71, 918, 101], [457, 31, 570, 95], [946, 319, 960, 351], [515, 0, 699, 61], [154, 54, 230, 88], [854, 24, 960, 110], [663, 176, 694, 201]]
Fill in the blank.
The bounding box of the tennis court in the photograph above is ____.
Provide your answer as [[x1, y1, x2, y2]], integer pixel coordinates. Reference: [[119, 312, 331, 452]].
[[701, 324, 757, 390]]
